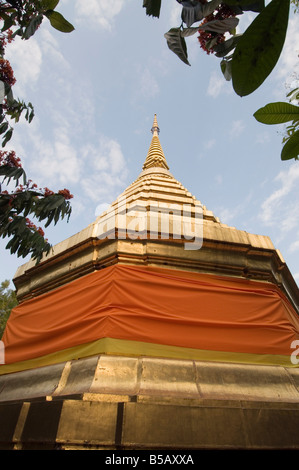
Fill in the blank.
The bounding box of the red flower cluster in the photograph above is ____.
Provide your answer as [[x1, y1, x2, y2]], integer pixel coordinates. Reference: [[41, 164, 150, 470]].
[[0, 28, 14, 52], [43, 187, 55, 197], [25, 218, 45, 237], [0, 150, 22, 167], [27, 179, 38, 189], [39, 187, 73, 200], [0, 25, 15, 98], [198, 3, 236, 54], [0, 57, 16, 86], [0, 152, 74, 203], [58, 188, 73, 200]]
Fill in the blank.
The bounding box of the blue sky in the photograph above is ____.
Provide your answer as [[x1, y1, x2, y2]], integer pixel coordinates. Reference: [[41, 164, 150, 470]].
[[1, 0, 299, 287]]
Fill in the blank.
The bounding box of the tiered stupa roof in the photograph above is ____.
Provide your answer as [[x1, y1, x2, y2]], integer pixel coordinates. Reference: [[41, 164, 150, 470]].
[[1, 116, 299, 450], [12, 116, 299, 311]]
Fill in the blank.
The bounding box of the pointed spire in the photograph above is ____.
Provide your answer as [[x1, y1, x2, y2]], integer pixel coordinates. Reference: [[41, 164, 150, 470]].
[[151, 114, 160, 136], [143, 114, 169, 171]]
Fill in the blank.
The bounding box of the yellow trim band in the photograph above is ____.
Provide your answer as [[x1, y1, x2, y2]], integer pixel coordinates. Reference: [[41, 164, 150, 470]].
[[0, 337, 297, 375]]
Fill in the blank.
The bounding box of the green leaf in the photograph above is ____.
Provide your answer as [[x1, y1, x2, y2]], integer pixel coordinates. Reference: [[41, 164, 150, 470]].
[[213, 34, 242, 58], [202, 0, 222, 17], [220, 58, 233, 81], [198, 17, 239, 34], [4, 84, 14, 106], [180, 27, 199, 38], [42, 0, 60, 10], [287, 87, 299, 102], [0, 165, 27, 186], [254, 102, 299, 125], [6, 235, 20, 255], [3, 221, 52, 262], [143, 0, 161, 18], [2, 128, 13, 147], [164, 28, 190, 66], [181, 2, 203, 27], [281, 130, 299, 160], [205, 36, 221, 51], [0, 122, 8, 135], [44, 195, 65, 212], [23, 14, 43, 40], [224, 0, 265, 12], [45, 10, 75, 33], [0, 80, 5, 102], [231, 0, 290, 97], [1, 13, 15, 32], [28, 108, 35, 123]]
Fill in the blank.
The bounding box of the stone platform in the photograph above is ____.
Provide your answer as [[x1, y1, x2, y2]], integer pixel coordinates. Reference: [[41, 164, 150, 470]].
[[1, 354, 299, 450]]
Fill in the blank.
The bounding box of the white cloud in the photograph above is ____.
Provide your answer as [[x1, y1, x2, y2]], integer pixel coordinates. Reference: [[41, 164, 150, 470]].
[[204, 139, 216, 149], [267, 16, 299, 99], [132, 56, 168, 102], [39, 28, 70, 70], [3, 17, 128, 218], [169, 2, 182, 26], [279, 206, 299, 234], [215, 174, 223, 185], [259, 163, 299, 243], [207, 71, 226, 98], [276, 16, 299, 84], [216, 206, 239, 225], [207, 69, 233, 98], [74, 0, 126, 30], [19, 121, 128, 217], [261, 163, 299, 223], [229, 120, 245, 139], [94, 202, 111, 217], [255, 131, 270, 144], [26, 126, 81, 187], [80, 137, 128, 207], [139, 68, 160, 99], [6, 36, 42, 96], [290, 239, 299, 254]]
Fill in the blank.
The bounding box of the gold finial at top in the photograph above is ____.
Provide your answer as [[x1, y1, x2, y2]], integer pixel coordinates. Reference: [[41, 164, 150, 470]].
[[151, 114, 160, 136], [143, 115, 169, 171]]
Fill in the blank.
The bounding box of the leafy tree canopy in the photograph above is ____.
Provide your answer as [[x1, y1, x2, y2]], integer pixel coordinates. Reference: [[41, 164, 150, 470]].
[[0, 0, 74, 264], [0, 278, 17, 338], [143, 0, 299, 161]]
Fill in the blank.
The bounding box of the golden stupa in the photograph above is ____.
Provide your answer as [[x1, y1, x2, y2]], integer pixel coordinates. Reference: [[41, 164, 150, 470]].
[[1, 116, 299, 450]]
